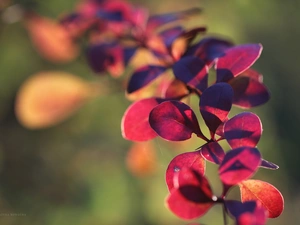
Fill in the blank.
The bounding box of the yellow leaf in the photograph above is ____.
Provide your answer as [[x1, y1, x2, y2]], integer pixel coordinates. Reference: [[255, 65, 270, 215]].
[[15, 71, 97, 129]]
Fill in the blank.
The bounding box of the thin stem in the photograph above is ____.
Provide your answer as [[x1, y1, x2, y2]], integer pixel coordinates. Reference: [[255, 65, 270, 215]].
[[222, 204, 228, 225]]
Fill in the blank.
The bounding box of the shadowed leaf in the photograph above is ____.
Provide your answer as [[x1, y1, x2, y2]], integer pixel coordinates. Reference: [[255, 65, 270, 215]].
[[224, 112, 262, 149], [215, 119, 227, 138], [97, 0, 132, 22], [200, 83, 233, 135], [239, 68, 263, 81], [229, 74, 270, 108], [162, 79, 189, 99], [166, 151, 205, 191], [166, 168, 213, 220], [225, 200, 267, 225], [173, 56, 208, 92], [216, 44, 263, 82], [121, 97, 164, 141], [149, 100, 206, 141], [147, 8, 202, 31], [127, 65, 167, 93], [185, 37, 233, 66], [239, 180, 284, 218], [171, 27, 207, 61], [87, 42, 134, 77], [159, 26, 184, 48], [200, 141, 225, 164], [219, 147, 261, 185]]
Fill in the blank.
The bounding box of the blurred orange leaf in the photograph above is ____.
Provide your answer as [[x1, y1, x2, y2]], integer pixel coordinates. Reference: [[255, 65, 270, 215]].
[[15, 71, 98, 129], [126, 142, 157, 177], [25, 14, 78, 63]]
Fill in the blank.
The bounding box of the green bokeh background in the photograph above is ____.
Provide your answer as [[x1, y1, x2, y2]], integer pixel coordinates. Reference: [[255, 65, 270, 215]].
[[0, 0, 299, 224]]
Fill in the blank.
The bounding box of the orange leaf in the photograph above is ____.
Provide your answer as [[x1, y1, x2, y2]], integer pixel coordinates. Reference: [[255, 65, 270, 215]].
[[15, 71, 97, 129], [126, 142, 157, 177], [25, 14, 78, 63], [239, 179, 284, 218]]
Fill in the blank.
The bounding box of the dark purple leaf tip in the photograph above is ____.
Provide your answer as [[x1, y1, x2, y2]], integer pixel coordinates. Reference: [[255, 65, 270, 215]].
[[200, 83, 233, 135]]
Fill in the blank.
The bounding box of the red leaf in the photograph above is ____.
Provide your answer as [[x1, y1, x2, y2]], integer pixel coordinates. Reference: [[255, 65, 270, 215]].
[[216, 44, 263, 82], [200, 83, 233, 135], [239, 68, 263, 82], [229, 74, 270, 109], [215, 118, 228, 138], [239, 180, 284, 218], [219, 147, 261, 185], [166, 151, 205, 191], [149, 100, 206, 141], [225, 200, 267, 225], [200, 141, 225, 164], [121, 97, 164, 141], [173, 56, 209, 92], [224, 112, 262, 149], [166, 168, 214, 220]]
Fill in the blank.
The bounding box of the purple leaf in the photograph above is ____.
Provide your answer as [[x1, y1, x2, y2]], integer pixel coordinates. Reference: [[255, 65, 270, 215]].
[[218, 147, 261, 186], [185, 37, 233, 66], [86, 42, 117, 74], [224, 112, 262, 149], [121, 97, 164, 141], [180, 27, 207, 42], [171, 27, 207, 61], [166, 151, 205, 191], [96, 0, 132, 22], [229, 74, 270, 109], [127, 65, 167, 93], [216, 44, 263, 82], [225, 200, 267, 225], [200, 83, 233, 136], [159, 26, 184, 48], [166, 168, 214, 220], [260, 159, 279, 170], [97, 10, 124, 21], [149, 100, 206, 141], [124, 47, 137, 66], [173, 56, 208, 92], [200, 142, 225, 164]]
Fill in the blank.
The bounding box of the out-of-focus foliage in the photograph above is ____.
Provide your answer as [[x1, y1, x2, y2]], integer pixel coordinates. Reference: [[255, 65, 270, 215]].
[[15, 71, 99, 129], [0, 0, 299, 225]]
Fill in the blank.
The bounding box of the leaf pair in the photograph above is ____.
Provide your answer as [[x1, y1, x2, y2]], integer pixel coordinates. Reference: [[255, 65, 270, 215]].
[[149, 83, 233, 141], [166, 155, 283, 222]]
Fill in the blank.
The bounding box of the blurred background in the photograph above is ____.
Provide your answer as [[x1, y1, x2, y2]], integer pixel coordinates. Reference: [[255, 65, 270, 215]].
[[0, 0, 299, 224]]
